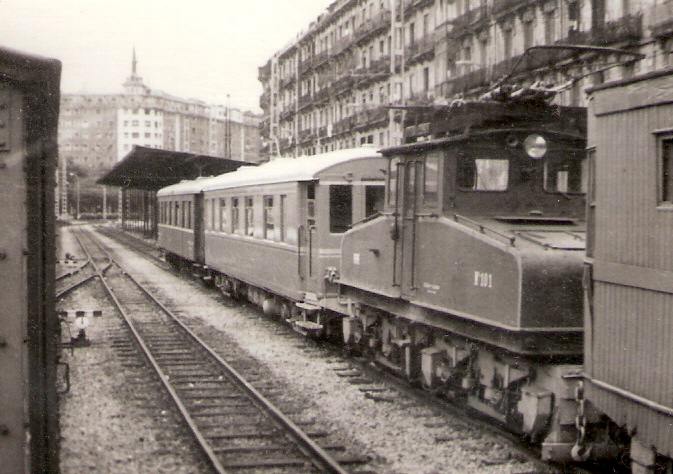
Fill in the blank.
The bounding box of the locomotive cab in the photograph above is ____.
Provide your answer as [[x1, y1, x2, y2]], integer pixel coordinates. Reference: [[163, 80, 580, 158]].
[[337, 103, 601, 461]]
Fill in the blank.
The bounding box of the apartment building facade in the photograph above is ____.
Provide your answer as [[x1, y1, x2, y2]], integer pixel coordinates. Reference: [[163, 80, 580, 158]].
[[59, 54, 263, 176], [259, 0, 668, 158]]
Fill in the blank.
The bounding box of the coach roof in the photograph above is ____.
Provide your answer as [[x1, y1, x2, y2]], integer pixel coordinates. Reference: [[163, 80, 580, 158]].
[[200, 147, 382, 192]]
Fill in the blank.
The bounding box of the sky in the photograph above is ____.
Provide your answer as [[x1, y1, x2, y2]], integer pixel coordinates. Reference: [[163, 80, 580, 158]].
[[0, 0, 334, 112]]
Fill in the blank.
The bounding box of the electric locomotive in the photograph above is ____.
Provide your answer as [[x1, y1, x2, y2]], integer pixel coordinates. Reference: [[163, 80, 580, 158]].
[[0, 46, 61, 473], [334, 90, 598, 461]]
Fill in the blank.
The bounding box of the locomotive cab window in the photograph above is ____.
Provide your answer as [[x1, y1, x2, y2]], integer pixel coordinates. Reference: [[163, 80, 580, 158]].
[[330, 185, 353, 233], [423, 152, 440, 207], [388, 157, 401, 207], [365, 185, 384, 217], [457, 155, 509, 191], [543, 153, 587, 194]]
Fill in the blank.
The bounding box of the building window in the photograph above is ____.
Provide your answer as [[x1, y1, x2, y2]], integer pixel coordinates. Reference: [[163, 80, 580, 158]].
[[544, 11, 556, 44], [523, 19, 534, 50], [245, 196, 254, 236], [330, 185, 353, 233], [264, 195, 274, 239]]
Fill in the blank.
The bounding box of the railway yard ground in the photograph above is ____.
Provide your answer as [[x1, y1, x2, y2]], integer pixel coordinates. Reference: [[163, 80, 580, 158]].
[[56, 222, 566, 474]]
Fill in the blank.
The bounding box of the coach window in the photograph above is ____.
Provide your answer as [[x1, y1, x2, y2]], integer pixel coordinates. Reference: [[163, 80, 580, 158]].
[[232, 198, 240, 234], [423, 152, 440, 206], [264, 196, 274, 239], [173, 202, 179, 226], [245, 197, 254, 237], [330, 185, 353, 233], [186, 201, 192, 229], [280, 195, 287, 242], [660, 137, 673, 205], [457, 155, 509, 191], [205, 200, 212, 230], [219, 198, 227, 232]]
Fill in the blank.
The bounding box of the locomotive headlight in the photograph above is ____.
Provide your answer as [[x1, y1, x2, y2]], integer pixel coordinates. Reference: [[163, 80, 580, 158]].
[[524, 134, 547, 159]]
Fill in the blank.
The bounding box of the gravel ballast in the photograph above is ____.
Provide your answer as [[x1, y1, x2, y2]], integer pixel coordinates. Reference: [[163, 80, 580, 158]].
[[58, 225, 541, 473]]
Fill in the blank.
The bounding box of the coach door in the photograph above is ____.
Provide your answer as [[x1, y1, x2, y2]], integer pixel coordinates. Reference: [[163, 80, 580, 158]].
[[396, 158, 422, 298], [298, 182, 317, 289]]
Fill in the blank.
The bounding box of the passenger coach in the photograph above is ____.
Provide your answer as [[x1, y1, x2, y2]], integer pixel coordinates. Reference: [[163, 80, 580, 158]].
[[585, 69, 673, 473], [158, 147, 387, 336]]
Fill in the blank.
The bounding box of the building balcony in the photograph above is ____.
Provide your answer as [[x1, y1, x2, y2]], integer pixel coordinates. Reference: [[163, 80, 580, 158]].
[[313, 49, 331, 69], [353, 11, 392, 46], [279, 75, 296, 89], [259, 91, 270, 110], [556, 14, 642, 47], [298, 93, 313, 110], [407, 89, 435, 106], [258, 62, 271, 82], [313, 86, 331, 105], [592, 13, 643, 46], [492, 0, 531, 18], [651, 1, 673, 38], [299, 57, 313, 75], [332, 35, 352, 57], [449, 4, 490, 37], [405, 0, 434, 16], [354, 107, 389, 131], [298, 129, 315, 143], [408, 33, 436, 65], [333, 116, 355, 135], [333, 75, 356, 95], [279, 108, 295, 122]]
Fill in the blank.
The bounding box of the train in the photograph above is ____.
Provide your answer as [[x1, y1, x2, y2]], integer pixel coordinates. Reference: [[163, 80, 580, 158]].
[[584, 69, 673, 473], [158, 88, 600, 462], [0, 46, 61, 473], [158, 49, 673, 470]]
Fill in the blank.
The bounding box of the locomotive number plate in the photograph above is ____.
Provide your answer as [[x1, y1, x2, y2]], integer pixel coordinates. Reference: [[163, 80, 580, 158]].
[[474, 271, 493, 288]]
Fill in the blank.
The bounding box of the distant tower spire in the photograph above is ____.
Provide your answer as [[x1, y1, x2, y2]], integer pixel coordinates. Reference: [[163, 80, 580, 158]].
[[123, 47, 149, 95]]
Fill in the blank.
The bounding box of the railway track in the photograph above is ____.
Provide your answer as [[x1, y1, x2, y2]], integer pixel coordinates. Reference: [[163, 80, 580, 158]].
[[99, 225, 613, 474], [76, 226, 366, 474], [55, 227, 112, 298]]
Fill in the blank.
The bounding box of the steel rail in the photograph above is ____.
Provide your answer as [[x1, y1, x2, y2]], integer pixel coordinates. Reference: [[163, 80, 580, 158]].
[[56, 229, 112, 299], [81, 227, 351, 474], [78, 228, 230, 474]]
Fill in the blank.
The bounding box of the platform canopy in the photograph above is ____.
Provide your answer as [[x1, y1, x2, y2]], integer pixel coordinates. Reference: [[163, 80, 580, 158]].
[[97, 146, 254, 190]]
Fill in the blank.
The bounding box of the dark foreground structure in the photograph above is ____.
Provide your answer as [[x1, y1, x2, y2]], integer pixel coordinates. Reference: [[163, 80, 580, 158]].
[[0, 46, 61, 473], [585, 69, 673, 474]]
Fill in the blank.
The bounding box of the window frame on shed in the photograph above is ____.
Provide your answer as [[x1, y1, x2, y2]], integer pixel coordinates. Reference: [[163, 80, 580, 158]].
[[653, 130, 673, 208]]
